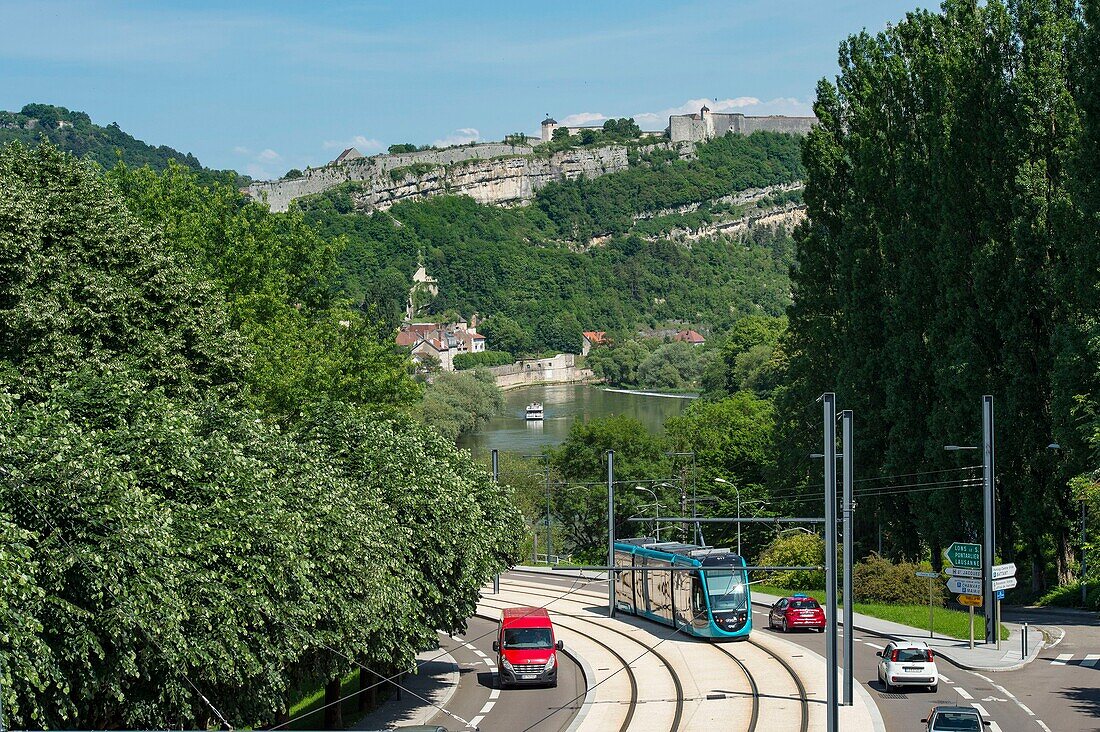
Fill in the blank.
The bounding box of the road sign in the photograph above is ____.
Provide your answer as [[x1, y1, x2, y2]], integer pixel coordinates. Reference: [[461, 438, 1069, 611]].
[[992, 576, 1017, 592], [947, 577, 983, 595], [944, 566, 982, 578], [916, 571, 940, 578], [946, 542, 982, 569], [992, 563, 1016, 580], [996, 590, 1005, 600], [958, 594, 983, 607]]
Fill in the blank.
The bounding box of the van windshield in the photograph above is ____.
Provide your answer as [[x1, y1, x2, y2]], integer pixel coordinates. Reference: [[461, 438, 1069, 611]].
[[504, 627, 553, 649], [706, 570, 747, 611]]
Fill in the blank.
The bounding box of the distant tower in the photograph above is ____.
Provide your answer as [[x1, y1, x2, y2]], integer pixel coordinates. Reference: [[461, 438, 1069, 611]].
[[541, 115, 559, 142], [700, 104, 714, 140]]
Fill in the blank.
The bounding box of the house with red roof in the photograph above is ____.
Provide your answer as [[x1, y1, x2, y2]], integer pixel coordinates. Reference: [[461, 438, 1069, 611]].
[[581, 331, 608, 356], [674, 329, 706, 346]]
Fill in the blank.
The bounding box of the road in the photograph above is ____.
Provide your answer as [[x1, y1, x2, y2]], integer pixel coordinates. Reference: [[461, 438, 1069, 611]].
[[424, 615, 585, 731]]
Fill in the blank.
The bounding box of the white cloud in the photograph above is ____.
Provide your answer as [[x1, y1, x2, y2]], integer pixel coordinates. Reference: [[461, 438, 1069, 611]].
[[432, 127, 480, 147], [232, 145, 251, 155], [257, 148, 281, 161], [322, 135, 382, 151], [559, 112, 607, 127], [632, 96, 813, 126]]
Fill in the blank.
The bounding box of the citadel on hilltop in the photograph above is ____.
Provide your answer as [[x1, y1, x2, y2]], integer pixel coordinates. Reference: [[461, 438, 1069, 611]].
[[540, 104, 816, 143]]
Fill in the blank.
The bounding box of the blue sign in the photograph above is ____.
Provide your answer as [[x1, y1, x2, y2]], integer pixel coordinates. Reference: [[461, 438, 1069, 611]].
[[995, 590, 1005, 600]]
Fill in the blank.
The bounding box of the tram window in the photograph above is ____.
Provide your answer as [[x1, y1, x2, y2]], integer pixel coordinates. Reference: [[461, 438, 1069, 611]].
[[706, 570, 747, 612], [691, 576, 706, 615]]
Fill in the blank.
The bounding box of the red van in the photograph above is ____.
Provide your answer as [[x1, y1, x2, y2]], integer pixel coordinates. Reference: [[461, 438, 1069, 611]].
[[492, 607, 563, 688]]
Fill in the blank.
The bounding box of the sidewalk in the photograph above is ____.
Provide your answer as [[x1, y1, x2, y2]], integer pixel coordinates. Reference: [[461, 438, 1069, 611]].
[[352, 646, 461, 730], [753, 591, 1044, 672]]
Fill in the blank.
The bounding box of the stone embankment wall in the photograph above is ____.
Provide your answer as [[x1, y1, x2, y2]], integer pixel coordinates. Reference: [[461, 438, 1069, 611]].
[[488, 353, 595, 390], [246, 141, 694, 213]]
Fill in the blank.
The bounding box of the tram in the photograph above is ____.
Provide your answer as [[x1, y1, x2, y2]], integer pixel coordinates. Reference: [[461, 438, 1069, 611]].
[[613, 537, 752, 640]]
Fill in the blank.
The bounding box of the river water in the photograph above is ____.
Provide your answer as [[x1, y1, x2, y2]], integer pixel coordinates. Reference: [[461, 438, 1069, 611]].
[[457, 384, 696, 457]]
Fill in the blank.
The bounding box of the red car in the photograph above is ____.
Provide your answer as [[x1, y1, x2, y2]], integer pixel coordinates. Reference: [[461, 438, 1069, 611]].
[[768, 594, 826, 632]]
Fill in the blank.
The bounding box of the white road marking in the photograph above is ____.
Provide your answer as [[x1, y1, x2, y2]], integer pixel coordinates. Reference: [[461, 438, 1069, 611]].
[[479, 701, 494, 714], [1050, 653, 1073, 665], [955, 686, 974, 700], [939, 674, 953, 683], [489, 689, 500, 700], [971, 702, 989, 716], [484, 660, 496, 668], [1081, 653, 1100, 667], [473, 649, 487, 658], [1017, 702, 1035, 717], [468, 715, 485, 728], [865, 642, 885, 650], [972, 702, 1002, 730], [1037, 721, 1052, 731]]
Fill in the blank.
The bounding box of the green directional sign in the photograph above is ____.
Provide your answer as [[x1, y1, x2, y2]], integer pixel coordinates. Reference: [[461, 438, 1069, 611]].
[[946, 542, 982, 569]]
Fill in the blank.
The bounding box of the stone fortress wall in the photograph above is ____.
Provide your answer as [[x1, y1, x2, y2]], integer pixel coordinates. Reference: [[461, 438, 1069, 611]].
[[246, 105, 816, 213]]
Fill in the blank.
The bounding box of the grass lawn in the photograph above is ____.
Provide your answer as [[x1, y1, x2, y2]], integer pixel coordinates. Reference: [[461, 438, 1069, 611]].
[[754, 585, 1009, 641], [289, 668, 380, 730]]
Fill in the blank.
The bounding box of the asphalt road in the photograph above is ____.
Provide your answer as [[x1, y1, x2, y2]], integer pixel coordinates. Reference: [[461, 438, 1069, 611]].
[[424, 615, 585, 732]]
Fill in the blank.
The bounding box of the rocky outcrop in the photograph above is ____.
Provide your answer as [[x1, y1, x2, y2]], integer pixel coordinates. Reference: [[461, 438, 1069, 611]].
[[245, 141, 693, 213]]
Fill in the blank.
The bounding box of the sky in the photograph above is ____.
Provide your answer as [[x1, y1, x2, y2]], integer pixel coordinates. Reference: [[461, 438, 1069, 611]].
[[0, 0, 927, 180]]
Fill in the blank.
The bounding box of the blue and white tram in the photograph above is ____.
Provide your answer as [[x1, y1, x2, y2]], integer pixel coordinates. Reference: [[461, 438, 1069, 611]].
[[613, 538, 751, 640]]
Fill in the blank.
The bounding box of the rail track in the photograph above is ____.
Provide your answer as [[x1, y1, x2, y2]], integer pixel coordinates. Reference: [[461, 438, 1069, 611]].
[[487, 573, 810, 732]]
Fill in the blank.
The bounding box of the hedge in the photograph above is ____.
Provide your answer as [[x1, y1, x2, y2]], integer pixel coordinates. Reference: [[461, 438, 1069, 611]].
[[453, 350, 513, 370]]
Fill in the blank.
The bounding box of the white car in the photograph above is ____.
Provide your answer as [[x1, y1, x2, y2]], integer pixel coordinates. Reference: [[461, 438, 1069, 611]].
[[876, 640, 939, 692]]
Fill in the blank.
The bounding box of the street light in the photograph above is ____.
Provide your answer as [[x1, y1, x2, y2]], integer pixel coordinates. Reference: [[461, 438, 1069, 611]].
[[634, 485, 661, 540], [713, 477, 745, 556]]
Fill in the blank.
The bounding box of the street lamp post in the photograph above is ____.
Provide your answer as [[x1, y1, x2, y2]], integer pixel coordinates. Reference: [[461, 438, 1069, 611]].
[[945, 394, 996, 644], [634, 485, 661, 540], [713, 477, 743, 555]]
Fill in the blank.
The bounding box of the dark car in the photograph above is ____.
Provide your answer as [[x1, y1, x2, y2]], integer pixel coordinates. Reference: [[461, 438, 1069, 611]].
[[922, 705, 990, 730], [768, 594, 826, 632]]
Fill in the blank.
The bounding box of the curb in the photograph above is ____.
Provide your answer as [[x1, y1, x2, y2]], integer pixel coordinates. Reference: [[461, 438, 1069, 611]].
[[472, 610, 595, 732], [750, 598, 1045, 673]]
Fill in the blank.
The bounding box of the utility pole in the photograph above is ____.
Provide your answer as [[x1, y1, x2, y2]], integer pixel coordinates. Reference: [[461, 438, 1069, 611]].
[[821, 393, 839, 732], [608, 450, 616, 618], [492, 449, 500, 594], [841, 409, 854, 706], [982, 395, 995, 644]]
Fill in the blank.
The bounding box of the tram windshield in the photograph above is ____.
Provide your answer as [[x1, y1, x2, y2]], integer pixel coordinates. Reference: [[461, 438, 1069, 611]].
[[705, 570, 747, 611]]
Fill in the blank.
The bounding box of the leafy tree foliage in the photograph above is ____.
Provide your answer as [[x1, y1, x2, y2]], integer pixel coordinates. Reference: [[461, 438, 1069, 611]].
[[418, 369, 504, 440], [453, 350, 513, 370], [782, 0, 1098, 589]]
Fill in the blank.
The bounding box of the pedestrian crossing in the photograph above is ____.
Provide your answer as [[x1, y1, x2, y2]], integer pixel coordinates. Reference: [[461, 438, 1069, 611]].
[[1048, 652, 1099, 666]]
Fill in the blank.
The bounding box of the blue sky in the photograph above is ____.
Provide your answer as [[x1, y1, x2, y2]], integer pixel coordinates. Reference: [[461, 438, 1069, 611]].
[[1, 0, 926, 179]]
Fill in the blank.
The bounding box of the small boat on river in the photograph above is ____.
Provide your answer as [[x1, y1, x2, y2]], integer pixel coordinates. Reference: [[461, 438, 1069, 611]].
[[525, 402, 544, 420]]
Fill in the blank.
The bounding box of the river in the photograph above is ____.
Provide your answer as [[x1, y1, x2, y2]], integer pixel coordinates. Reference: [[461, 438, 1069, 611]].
[[457, 384, 696, 457]]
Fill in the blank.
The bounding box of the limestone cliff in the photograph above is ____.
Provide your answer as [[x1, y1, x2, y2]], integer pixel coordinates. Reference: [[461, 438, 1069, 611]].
[[245, 141, 693, 213]]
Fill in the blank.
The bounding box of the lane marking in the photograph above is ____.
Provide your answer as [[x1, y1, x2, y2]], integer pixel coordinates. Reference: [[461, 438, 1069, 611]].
[[972, 703, 990, 716], [1037, 721, 1052, 731], [1081, 653, 1100, 668], [479, 701, 494, 714], [1017, 702, 1035, 717], [955, 687, 974, 700], [1050, 653, 1072, 665], [484, 659, 496, 668], [468, 715, 485, 728], [939, 674, 953, 683], [865, 642, 885, 650], [489, 689, 500, 700]]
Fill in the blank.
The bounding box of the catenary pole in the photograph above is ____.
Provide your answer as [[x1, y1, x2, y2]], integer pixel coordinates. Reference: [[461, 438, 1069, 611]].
[[982, 395, 995, 644], [492, 449, 500, 594], [822, 393, 839, 732], [608, 450, 616, 618], [841, 409, 854, 706]]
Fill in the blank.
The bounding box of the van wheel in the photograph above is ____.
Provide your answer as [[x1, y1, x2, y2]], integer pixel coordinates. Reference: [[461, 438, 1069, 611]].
[[929, 684, 938, 693]]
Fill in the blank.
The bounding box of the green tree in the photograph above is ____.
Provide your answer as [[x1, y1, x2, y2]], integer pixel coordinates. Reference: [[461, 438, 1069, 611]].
[[480, 314, 531, 355]]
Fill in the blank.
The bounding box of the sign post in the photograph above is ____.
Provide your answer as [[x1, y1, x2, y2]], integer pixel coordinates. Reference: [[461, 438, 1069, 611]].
[[957, 594, 983, 649], [916, 571, 939, 637]]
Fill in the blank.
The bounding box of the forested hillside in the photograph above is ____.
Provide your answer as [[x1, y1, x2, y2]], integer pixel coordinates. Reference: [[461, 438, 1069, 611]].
[[0, 103, 246, 185], [779, 0, 1100, 593], [297, 132, 805, 351]]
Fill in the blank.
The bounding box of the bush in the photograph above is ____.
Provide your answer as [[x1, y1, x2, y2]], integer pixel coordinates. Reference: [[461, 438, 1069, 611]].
[[1037, 582, 1100, 611], [853, 554, 946, 606], [755, 532, 825, 590], [453, 350, 513, 370]]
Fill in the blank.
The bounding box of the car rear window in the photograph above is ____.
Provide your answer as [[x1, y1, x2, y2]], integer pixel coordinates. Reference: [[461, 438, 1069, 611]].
[[789, 599, 820, 609], [896, 648, 929, 662], [932, 711, 981, 731]]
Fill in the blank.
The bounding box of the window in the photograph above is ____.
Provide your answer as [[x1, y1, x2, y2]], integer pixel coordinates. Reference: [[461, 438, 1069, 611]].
[[930, 711, 982, 731], [894, 648, 929, 663], [705, 570, 747, 611], [503, 628, 553, 649], [789, 599, 820, 609]]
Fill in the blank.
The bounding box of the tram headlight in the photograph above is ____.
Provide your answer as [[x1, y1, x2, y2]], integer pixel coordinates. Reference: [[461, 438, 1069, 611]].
[[544, 654, 556, 671]]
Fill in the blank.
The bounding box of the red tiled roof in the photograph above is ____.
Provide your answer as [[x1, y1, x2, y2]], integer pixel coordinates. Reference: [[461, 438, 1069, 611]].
[[583, 331, 607, 343], [395, 331, 420, 347], [675, 329, 705, 344]]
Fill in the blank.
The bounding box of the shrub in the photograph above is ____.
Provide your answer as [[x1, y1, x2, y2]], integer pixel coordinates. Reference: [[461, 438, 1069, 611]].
[[853, 554, 946, 606], [755, 532, 825, 590], [453, 350, 513, 370]]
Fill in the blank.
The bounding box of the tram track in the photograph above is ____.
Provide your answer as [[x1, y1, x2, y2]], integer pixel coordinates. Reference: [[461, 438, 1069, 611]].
[[493, 575, 809, 732]]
